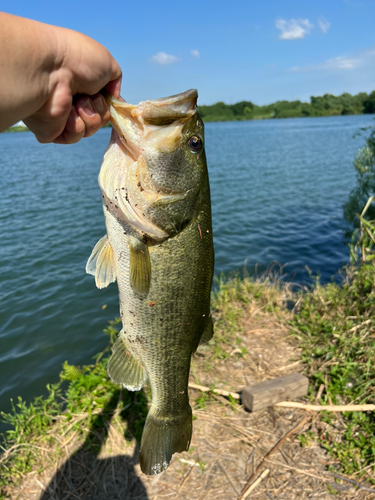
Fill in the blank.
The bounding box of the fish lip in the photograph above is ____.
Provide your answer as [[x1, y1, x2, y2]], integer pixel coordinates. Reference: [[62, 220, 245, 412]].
[[104, 89, 198, 158], [143, 89, 198, 113]]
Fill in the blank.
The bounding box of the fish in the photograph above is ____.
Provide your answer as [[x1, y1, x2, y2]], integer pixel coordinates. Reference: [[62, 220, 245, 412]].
[[86, 89, 214, 475]]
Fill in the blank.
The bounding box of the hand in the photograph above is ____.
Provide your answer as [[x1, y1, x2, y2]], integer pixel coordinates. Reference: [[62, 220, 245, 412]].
[[23, 29, 122, 144]]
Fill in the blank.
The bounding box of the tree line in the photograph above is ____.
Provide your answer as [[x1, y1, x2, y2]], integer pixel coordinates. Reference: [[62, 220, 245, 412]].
[[199, 91, 375, 122]]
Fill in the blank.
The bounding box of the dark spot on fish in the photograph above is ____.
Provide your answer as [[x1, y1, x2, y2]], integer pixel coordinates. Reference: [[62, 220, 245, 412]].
[[130, 322, 133, 326], [115, 205, 118, 209], [129, 310, 135, 315], [149, 301, 156, 306], [125, 193, 129, 202], [126, 350, 130, 357], [160, 318, 163, 321]]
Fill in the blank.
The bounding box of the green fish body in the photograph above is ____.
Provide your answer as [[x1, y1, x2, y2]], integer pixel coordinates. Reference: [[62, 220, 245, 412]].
[[86, 89, 214, 475]]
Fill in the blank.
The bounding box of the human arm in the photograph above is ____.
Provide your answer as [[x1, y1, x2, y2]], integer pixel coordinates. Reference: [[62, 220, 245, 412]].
[[0, 12, 122, 143]]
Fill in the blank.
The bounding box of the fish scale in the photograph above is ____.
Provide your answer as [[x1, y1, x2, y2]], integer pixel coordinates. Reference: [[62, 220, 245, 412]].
[[86, 89, 214, 475]]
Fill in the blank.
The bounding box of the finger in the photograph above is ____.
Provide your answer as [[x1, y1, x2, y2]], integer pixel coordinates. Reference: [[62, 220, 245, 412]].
[[75, 96, 103, 138], [105, 75, 122, 99], [53, 106, 86, 144], [91, 94, 110, 123]]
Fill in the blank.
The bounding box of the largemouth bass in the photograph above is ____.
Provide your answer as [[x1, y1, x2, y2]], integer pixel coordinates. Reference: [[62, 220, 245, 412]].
[[86, 89, 214, 475]]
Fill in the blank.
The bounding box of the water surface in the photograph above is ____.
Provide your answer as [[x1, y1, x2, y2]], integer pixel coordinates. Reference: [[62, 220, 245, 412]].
[[0, 114, 373, 421]]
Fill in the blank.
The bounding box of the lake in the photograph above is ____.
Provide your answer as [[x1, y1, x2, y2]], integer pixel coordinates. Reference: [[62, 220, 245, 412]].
[[0, 114, 374, 422]]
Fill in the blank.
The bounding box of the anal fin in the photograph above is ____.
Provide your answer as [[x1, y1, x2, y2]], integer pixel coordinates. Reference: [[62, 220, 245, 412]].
[[129, 237, 151, 297], [107, 332, 147, 391], [86, 235, 116, 289]]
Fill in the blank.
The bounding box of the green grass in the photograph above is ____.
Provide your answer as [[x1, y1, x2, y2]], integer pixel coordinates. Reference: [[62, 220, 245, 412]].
[[2, 263, 375, 494], [289, 264, 375, 479], [0, 319, 149, 498]]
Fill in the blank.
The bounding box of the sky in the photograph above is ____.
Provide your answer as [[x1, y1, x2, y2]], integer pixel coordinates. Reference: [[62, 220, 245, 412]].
[[2, 0, 375, 106]]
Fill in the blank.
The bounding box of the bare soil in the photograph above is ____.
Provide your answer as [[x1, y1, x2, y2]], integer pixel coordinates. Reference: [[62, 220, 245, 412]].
[[8, 290, 375, 500]]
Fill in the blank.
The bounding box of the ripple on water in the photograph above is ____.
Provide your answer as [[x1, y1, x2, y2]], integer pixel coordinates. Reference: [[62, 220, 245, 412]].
[[0, 115, 374, 420]]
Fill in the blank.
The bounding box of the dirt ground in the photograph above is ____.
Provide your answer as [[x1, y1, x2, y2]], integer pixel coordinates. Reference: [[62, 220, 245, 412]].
[[9, 295, 375, 500]]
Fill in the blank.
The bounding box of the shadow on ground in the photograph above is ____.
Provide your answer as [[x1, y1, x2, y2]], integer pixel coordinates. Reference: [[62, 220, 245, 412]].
[[40, 390, 149, 500]]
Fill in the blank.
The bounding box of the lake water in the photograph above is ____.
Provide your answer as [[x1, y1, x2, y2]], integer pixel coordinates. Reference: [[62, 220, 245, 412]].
[[0, 114, 374, 422]]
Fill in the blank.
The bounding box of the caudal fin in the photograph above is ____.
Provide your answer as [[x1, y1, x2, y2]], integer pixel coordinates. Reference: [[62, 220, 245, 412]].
[[139, 407, 192, 475]]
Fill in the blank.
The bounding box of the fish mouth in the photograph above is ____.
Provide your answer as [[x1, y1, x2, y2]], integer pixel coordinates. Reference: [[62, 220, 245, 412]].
[[103, 89, 198, 161], [98, 90, 198, 240]]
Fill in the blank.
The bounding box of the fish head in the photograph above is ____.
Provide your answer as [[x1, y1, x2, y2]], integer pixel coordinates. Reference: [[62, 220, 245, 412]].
[[99, 90, 208, 239]]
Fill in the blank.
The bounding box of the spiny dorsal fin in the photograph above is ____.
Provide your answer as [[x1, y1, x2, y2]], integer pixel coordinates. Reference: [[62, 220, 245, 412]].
[[107, 332, 147, 391], [129, 237, 151, 297], [86, 235, 116, 289]]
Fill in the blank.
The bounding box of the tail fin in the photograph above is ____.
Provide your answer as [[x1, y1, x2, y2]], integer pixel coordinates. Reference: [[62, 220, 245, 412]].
[[139, 407, 192, 475]]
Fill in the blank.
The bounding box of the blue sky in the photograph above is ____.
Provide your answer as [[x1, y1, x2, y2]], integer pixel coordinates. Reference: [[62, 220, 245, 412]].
[[3, 0, 375, 105]]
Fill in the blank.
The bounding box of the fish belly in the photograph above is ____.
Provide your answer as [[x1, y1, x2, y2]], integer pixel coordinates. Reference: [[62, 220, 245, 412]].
[[104, 197, 213, 474]]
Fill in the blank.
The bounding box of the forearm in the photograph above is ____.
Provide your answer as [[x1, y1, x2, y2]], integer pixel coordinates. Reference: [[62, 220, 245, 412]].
[[0, 13, 64, 131]]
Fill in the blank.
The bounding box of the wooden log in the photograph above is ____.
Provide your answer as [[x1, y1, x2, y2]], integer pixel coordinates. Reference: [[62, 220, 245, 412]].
[[241, 373, 309, 412]]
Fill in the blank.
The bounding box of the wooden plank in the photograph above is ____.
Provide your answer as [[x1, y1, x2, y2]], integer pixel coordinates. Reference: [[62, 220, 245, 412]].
[[241, 373, 309, 412]]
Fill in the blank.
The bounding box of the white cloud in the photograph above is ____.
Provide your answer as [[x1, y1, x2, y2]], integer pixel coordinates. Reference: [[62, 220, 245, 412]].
[[275, 18, 313, 40], [191, 50, 200, 58], [150, 52, 180, 65], [318, 17, 330, 33], [289, 45, 375, 72]]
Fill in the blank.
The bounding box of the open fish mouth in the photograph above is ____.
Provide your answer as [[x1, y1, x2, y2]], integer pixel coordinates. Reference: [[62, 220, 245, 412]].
[[98, 90, 199, 241], [103, 89, 198, 162]]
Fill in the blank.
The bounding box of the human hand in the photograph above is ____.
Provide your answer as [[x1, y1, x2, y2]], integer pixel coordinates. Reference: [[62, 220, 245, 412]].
[[23, 27, 122, 144]]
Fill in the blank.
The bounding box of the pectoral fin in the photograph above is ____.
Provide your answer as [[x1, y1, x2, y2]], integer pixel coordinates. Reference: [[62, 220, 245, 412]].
[[129, 237, 151, 297], [86, 235, 116, 289], [107, 332, 147, 391], [199, 316, 214, 344]]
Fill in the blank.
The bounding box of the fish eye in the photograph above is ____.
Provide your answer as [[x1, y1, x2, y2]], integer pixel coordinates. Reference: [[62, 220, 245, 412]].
[[188, 136, 202, 153]]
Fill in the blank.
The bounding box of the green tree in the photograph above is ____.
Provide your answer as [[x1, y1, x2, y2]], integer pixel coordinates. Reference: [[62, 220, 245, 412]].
[[364, 91, 375, 114]]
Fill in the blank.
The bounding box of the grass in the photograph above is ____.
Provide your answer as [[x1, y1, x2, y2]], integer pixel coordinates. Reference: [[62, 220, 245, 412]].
[[2, 260, 375, 495], [0, 333, 149, 499], [289, 264, 375, 479]]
